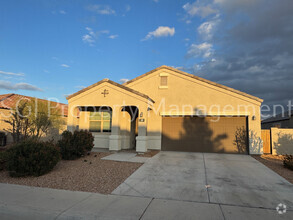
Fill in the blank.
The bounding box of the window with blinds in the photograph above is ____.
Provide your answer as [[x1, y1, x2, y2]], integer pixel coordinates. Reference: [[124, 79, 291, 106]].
[[89, 111, 111, 133]]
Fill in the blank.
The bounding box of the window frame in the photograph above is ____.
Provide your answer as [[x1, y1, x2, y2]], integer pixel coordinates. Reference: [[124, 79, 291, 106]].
[[89, 111, 112, 133], [160, 76, 168, 86], [159, 72, 169, 89]]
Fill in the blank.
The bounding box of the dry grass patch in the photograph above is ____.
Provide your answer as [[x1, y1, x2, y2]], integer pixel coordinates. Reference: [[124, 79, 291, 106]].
[[252, 154, 293, 184], [0, 152, 142, 194]]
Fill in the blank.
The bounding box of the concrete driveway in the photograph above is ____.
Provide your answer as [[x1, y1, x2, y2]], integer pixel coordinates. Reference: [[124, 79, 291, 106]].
[[1, 152, 293, 219], [112, 151, 293, 210]]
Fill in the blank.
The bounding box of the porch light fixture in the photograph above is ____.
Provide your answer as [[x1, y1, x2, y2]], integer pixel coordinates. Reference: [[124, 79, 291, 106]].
[[140, 112, 143, 117], [252, 115, 256, 120]]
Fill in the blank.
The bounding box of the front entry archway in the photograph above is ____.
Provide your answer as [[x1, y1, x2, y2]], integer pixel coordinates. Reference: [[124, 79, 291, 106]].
[[121, 106, 139, 149]]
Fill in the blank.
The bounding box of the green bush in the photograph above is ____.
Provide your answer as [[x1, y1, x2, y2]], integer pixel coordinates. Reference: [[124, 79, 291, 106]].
[[58, 130, 94, 160], [6, 140, 60, 177], [0, 150, 9, 171], [283, 155, 293, 170]]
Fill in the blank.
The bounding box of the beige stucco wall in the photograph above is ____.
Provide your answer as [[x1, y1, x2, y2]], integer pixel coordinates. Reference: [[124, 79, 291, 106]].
[[67, 67, 263, 154], [126, 68, 263, 154], [0, 108, 12, 131], [78, 108, 132, 149], [67, 82, 150, 151], [0, 108, 14, 144], [271, 127, 293, 155]]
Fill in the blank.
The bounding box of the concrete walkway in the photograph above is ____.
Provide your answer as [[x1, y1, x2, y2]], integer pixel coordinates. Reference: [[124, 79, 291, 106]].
[[0, 183, 292, 219], [102, 152, 150, 163]]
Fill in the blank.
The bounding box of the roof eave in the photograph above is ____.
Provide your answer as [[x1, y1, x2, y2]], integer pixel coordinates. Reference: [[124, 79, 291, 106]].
[[67, 79, 155, 103], [123, 65, 263, 104]]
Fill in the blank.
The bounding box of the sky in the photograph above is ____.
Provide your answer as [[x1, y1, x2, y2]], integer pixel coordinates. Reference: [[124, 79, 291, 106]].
[[1, 0, 293, 115]]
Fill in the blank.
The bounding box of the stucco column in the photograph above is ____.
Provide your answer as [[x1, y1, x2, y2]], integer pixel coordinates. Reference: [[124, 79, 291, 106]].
[[248, 110, 263, 154], [109, 106, 121, 151], [67, 104, 79, 132], [136, 108, 148, 153]]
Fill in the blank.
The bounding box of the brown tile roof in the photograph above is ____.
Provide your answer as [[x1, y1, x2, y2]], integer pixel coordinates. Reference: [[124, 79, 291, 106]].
[[123, 65, 263, 103], [0, 93, 68, 116], [66, 79, 155, 103]]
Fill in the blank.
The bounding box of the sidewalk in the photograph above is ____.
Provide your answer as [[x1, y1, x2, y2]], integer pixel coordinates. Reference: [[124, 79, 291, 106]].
[[0, 183, 292, 219]]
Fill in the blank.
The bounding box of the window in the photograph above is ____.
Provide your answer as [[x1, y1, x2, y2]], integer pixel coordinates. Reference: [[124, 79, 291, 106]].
[[160, 76, 168, 86], [89, 111, 111, 132]]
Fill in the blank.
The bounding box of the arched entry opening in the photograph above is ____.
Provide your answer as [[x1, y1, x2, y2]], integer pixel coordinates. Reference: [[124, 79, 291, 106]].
[[121, 106, 139, 149]]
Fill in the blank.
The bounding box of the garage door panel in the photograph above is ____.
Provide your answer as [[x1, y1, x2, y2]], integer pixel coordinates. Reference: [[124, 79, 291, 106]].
[[162, 116, 248, 154]]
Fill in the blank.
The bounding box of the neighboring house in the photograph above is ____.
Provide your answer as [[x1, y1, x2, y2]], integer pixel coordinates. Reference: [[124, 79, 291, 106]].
[[67, 65, 263, 154], [0, 93, 68, 144], [262, 111, 293, 129]]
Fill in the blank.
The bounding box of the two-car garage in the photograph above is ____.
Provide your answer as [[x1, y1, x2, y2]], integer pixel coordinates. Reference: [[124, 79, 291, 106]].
[[161, 116, 248, 154]]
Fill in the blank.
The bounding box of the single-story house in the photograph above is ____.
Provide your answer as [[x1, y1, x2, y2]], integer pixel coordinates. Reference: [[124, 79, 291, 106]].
[[262, 111, 293, 129], [67, 66, 263, 154], [0, 93, 68, 144]]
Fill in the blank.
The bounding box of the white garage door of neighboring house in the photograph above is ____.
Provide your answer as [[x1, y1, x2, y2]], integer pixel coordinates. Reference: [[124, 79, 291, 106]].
[[161, 116, 248, 154]]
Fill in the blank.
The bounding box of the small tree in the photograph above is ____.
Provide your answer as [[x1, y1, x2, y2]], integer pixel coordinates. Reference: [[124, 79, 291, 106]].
[[3, 98, 64, 143], [27, 100, 63, 139], [3, 101, 31, 142]]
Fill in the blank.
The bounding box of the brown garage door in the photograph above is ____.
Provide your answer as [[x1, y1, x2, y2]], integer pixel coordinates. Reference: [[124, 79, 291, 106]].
[[162, 116, 248, 154]]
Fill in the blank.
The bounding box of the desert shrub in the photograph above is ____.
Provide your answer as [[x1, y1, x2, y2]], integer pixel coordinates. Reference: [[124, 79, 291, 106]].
[[6, 139, 60, 177], [283, 155, 293, 170], [58, 130, 94, 160], [0, 151, 9, 171]]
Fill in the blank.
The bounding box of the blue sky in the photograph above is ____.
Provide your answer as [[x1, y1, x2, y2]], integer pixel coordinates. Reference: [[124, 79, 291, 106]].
[[1, 0, 293, 111], [0, 0, 202, 103]]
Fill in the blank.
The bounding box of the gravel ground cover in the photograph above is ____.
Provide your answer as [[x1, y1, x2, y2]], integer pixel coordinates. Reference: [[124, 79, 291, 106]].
[[252, 154, 293, 184], [0, 152, 142, 194]]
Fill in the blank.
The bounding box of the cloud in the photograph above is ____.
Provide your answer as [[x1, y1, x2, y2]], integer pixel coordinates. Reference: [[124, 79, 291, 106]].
[[143, 26, 175, 41], [109, 35, 118, 39], [187, 42, 213, 58], [125, 5, 131, 12], [183, 1, 217, 18], [183, 0, 293, 115], [61, 64, 70, 68], [171, 66, 185, 70], [82, 34, 95, 45], [82, 27, 112, 46], [119, 78, 129, 84], [0, 70, 25, 76], [0, 81, 42, 91], [197, 19, 219, 40], [100, 30, 109, 34], [51, 10, 67, 15], [86, 5, 115, 15], [75, 85, 86, 89]]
